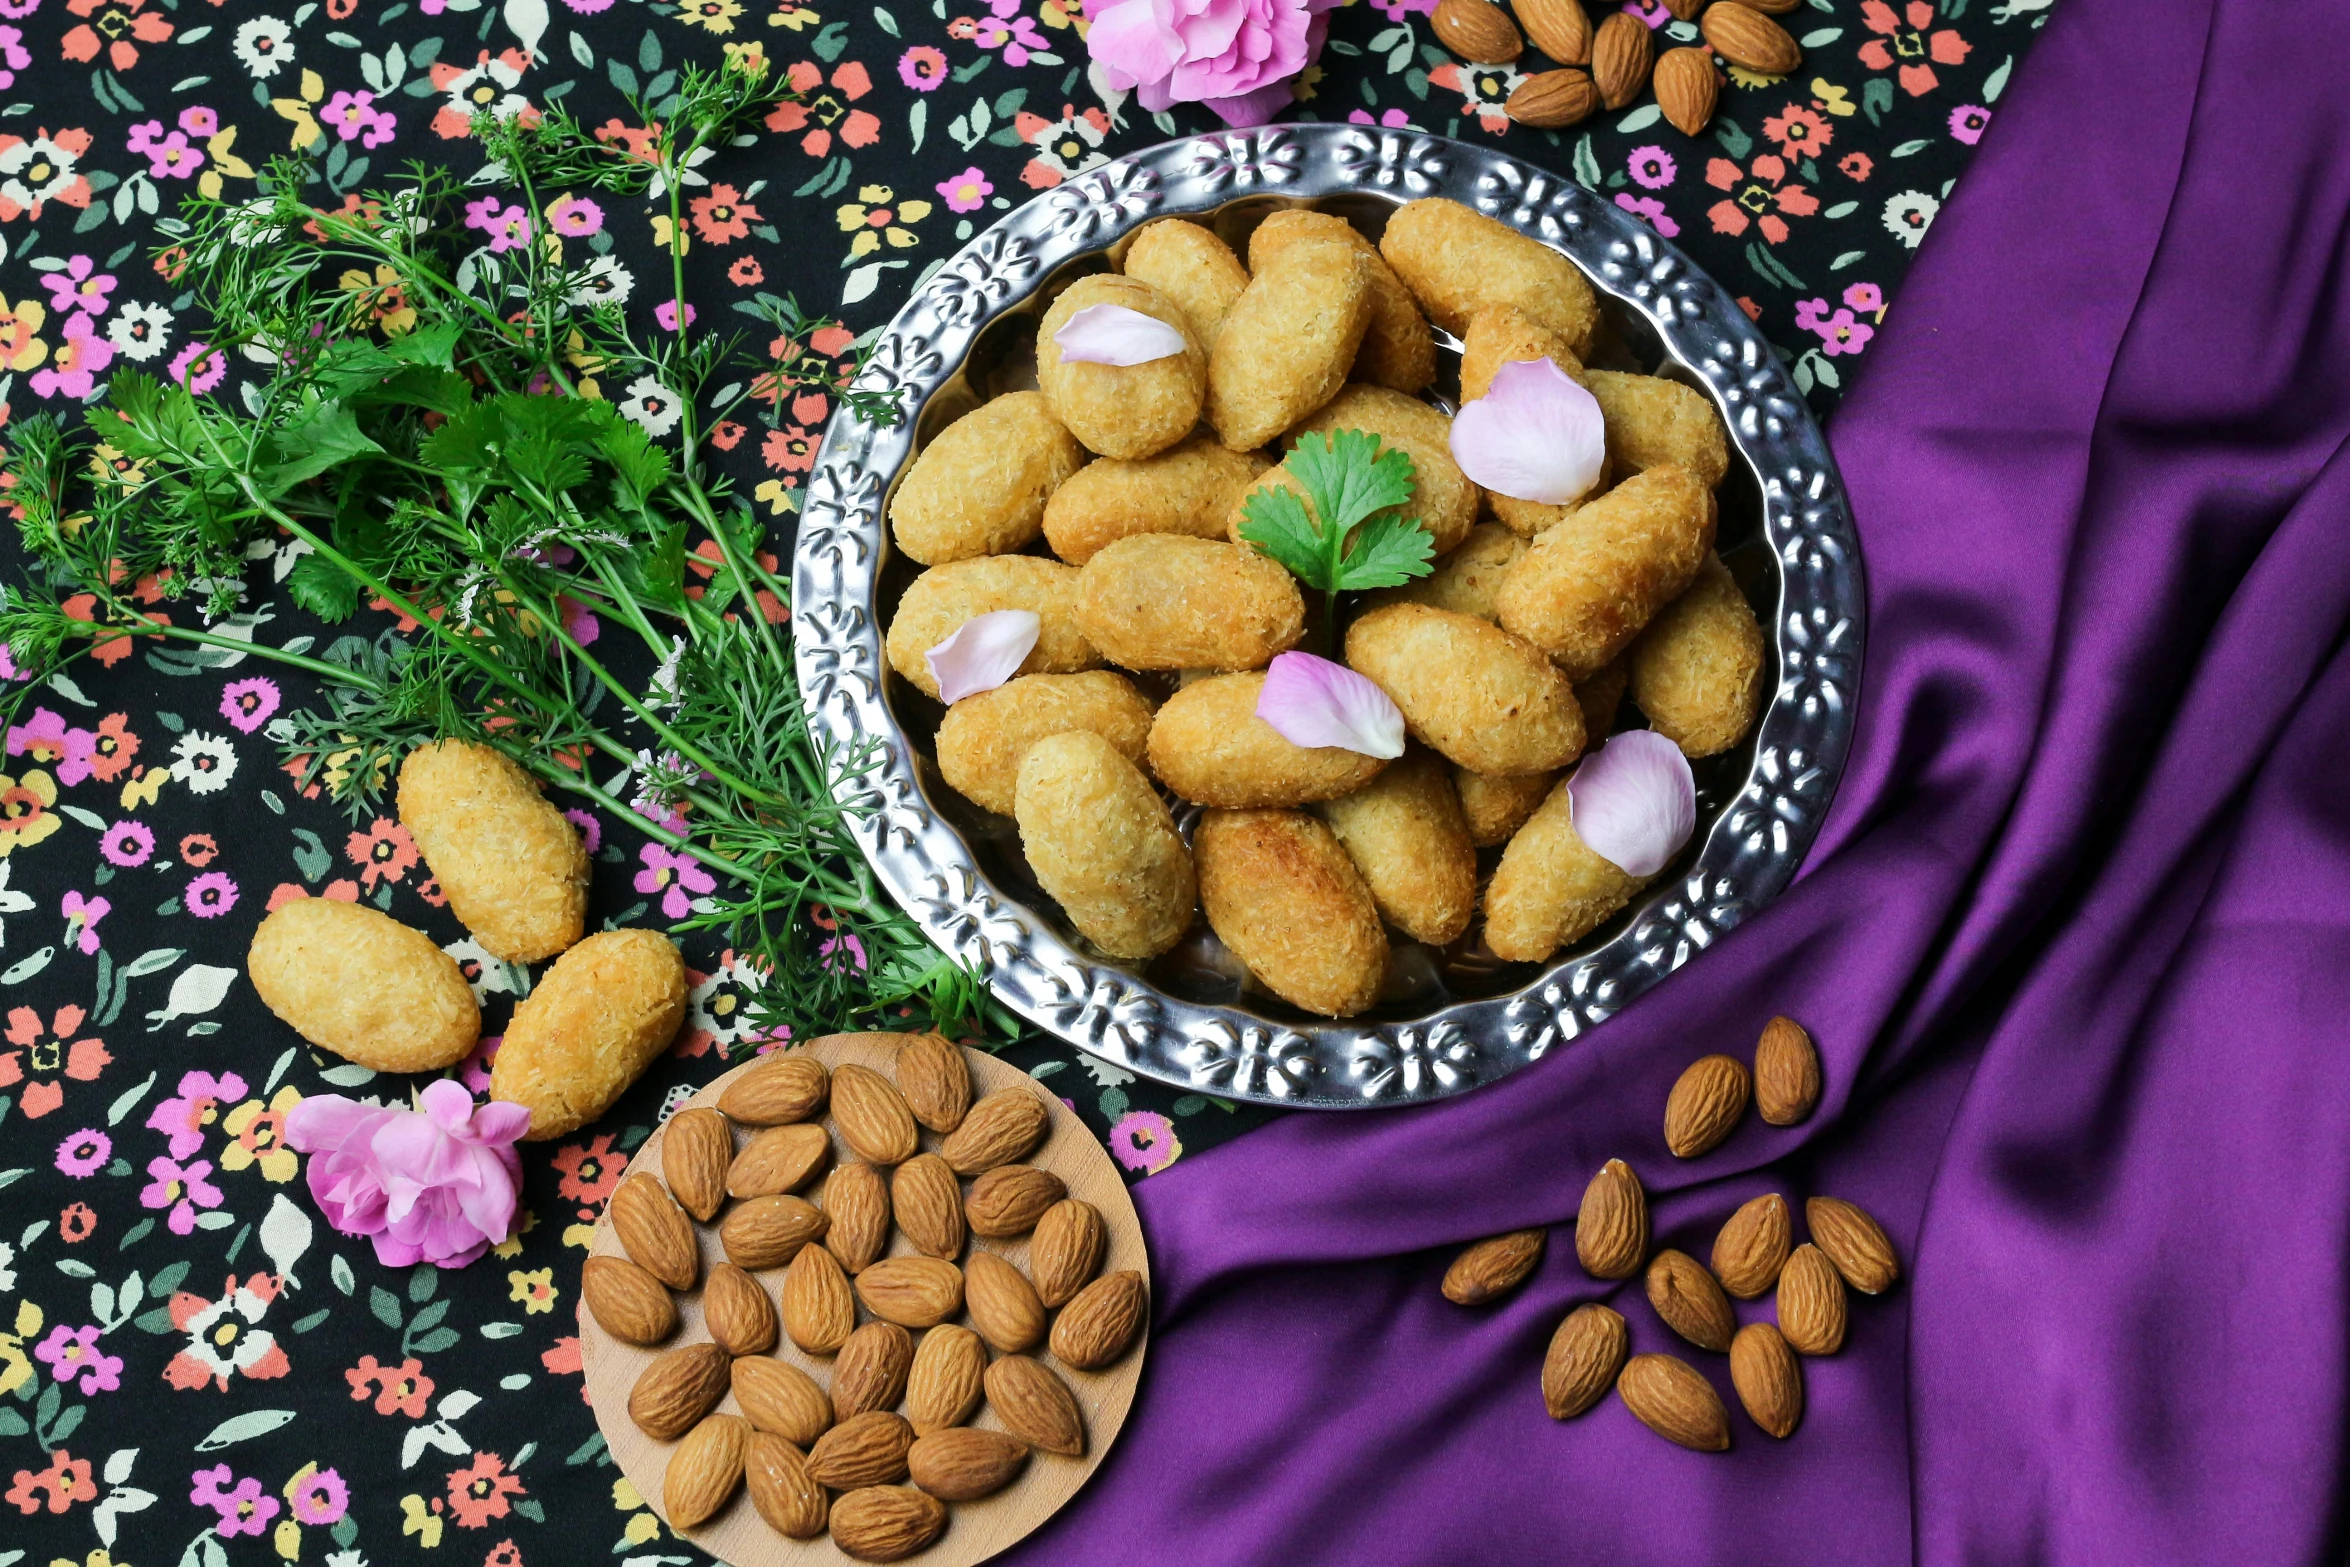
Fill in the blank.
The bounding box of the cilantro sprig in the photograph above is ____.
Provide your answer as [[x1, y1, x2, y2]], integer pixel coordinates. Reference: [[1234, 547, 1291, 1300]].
[[1238, 428, 1435, 645]]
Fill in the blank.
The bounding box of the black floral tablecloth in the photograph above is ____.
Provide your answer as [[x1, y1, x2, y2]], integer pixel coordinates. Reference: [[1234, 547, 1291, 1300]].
[[0, 0, 2042, 1559]]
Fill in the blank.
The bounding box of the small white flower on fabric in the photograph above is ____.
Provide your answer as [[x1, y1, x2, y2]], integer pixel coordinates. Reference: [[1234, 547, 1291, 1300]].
[[1255, 651, 1406, 758], [1566, 730, 1697, 877], [617, 375, 681, 438], [925, 610, 1040, 703], [1448, 358, 1607, 504], [1052, 303, 1189, 367]]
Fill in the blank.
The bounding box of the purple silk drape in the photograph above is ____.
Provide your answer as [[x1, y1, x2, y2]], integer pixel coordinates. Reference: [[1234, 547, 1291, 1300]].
[[1014, 0, 2350, 1558]]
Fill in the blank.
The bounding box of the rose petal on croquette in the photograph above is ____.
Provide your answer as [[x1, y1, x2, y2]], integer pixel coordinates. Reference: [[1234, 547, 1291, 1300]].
[[1566, 729, 1696, 877], [1449, 357, 1606, 504], [1053, 303, 1190, 366], [1256, 651, 1406, 758], [926, 610, 1042, 703]]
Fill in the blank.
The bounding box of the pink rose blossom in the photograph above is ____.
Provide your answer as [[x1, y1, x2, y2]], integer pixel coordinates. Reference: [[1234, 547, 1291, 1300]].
[[1086, 0, 1344, 127], [283, 1080, 529, 1268]]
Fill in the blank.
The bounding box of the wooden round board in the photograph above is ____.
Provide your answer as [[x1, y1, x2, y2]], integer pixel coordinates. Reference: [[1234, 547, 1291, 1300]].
[[579, 1036, 1149, 1566]]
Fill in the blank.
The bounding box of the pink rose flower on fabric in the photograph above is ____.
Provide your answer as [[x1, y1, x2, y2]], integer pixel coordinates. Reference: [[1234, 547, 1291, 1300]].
[[1086, 0, 1343, 127], [284, 1080, 528, 1269]]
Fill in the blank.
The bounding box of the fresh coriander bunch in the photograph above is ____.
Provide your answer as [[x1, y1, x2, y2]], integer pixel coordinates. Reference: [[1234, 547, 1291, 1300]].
[[1237, 429, 1437, 652]]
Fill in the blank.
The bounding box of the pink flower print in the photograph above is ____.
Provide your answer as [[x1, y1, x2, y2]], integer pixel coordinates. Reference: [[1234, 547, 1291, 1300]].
[[1346, 108, 1414, 128], [39, 255, 113, 317], [191, 1465, 281, 1538], [1621, 0, 1670, 23], [634, 843, 716, 919], [0, 24, 26, 92], [1857, 0, 1971, 97], [973, 1, 1051, 66], [322, 90, 398, 148], [55, 1126, 110, 1178], [33, 1324, 122, 1394], [1843, 282, 1885, 314], [1626, 144, 1676, 190], [1948, 103, 1990, 144], [936, 165, 994, 213], [1812, 308, 1872, 356], [653, 299, 697, 332], [6, 707, 97, 785], [99, 819, 152, 867], [487, 206, 531, 253], [28, 311, 113, 400], [168, 339, 225, 394], [142, 131, 205, 180], [289, 1466, 348, 1526], [185, 871, 239, 918], [178, 106, 219, 137], [545, 193, 602, 236], [1704, 153, 1819, 245], [60, 889, 106, 955], [1366, 0, 1433, 19], [561, 809, 601, 853], [142, 1153, 225, 1234], [219, 675, 279, 734], [1108, 1109, 1182, 1174], [463, 193, 506, 232], [898, 44, 947, 91], [149, 1068, 248, 1160], [1614, 193, 1680, 238], [125, 119, 163, 155]]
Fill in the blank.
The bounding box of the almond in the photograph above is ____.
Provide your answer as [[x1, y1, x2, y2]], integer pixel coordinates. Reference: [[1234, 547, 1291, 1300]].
[[662, 1108, 734, 1223], [829, 1485, 946, 1563], [1050, 1270, 1148, 1370], [782, 1240, 856, 1354], [1442, 1229, 1547, 1304], [1590, 11, 1652, 109], [1653, 45, 1720, 136], [1729, 1321, 1803, 1437], [831, 1063, 920, 1165], [983, 1354, 1085, 1457], [808, 1410, 915, 1489], [908, 1427, 1030, 1502], [894, 1032, 972, 1133], [965, 1164, 1066, 1238], [718, 1051, 829, 1125], [732, 1354, 834, 1447], [1753, 1015, 1820, 1124], [719, 1194, 828, 1271], [1664, 1054, 1750, 1158], [1710, 1192, 1791, 1300], [744, 1430, 828, 1539], [1646, 1248, 1735, 1352], [1742, 0, 1803, 14], [965, 1251, 1048, 1354], [1515, 0, 1591, 64], [612, 1172, 699, 1292], [1541, 1303, 1628, 1420], [855, 1255, 966, 1328], [1700, 1, 1800, 76], [832, 1320, 916, 1420], [663, 1412, 749, 1530], [1575, 1158, 1649, 1279], [703, 1261, 779, 1356], [581, 1256, 678, 1345], [906, 1323, 987, 1434], [1616, 1353, 1731, 1451], [939, 1087, 1050, 1175], [1775, 1242, 1847, 1354], [1662, 0, 1704, 17], [1030, 1198, 1106, 1307], [628, 1341, 731, 1441], [1806, 1196, 1899, 1293], [822, 1162, 892, 1274], [1432, 0, 1522, 64], [727, 1122, 832, 1200], [891, 1153, 967, 1260], [1505, 69, 1598, 129]]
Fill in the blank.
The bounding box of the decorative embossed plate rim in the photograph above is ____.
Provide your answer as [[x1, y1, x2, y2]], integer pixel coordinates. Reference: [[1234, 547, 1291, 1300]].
[[792, 124, 1865, 1109]]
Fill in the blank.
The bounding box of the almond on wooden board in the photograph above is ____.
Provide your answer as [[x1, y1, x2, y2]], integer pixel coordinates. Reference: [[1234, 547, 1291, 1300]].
[[719, 1194, 829, 1272], [732, 1354, 834, 1448], [663, 1412, 750, 1530], [822, 1162, 892, 1275], [1700, 2, 1801, 75], [661, 1108, 733, 1223], [1617, 1353, 1731, 1452], [727, 1122, 832, 1200], [894, 1032, 973, 1133], [1710, 1192, 1792, 1300], [1576, 1159, 1649, 1279], [717, 1051, 829, 1125], [808, 1411, 916, 1489], [1051, 1269, 1148, 1370], [1807, 1196, 1900, 1293], [1775, 1242, 1847, 1355], [1431, 0, 1522, 64], [782, 1241, 856, 1355], [831, 1063, 921, 1165], [1653, 46, 1720, 137], [628, 1342, 731, 1441], [983, 1354, 1086, 1456], [1030, 1198, 1107, 1307], [831, 1320, 917, 1421], [905, 1323, 987, 1434], [1441, 1229, 1547, 1304], [1515, 0, 1591, 64], [744, 1431, 828, 1540], [964, 1250, 1048, 1354], [1505, 70, 1598, 130], [966, 1164, 1067, 1238], [907, 1427, 1030, 1502], [703, 1261, 779, 1357], [612, 1172, 699, 1292], [1591, 11, 1652, 109], [829, 1485, 947, 1563], [856, 1256, 966, 1329], [580, 1256, 677, 1346], [890, 1153, 967, 1260], [939, 1087, 1051, 1175], [1541, 1303, 1629, 1420], [1730, 1321, 1803, 1438], [1664, 1054, 1750, 1158], [1646, 1248, 1736, 1352], [1755, 1015, 1821, 1125]]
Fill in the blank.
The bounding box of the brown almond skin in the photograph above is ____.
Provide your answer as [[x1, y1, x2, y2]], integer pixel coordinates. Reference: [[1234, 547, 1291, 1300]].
[[1730, 1321, 1804, 1438], [894, 1032, 972, 1133], [1441, 1230, 1547, 1305], [1030, 1199, 1107, 1307], [983, 1355, 1086, 1456], [1432, 0, 1521, 63], [831, 1063, 920, 1166], [703, 1261, 780, 1357], [830, 1485, 946, 1563], [580, 1256, 677, 1346], [727, 1122, 832, 1200], [1664, 1054, 1751, 1158], [1051, 1269, 1149, 1370], [628, 1342, 731, 1441], [1516, 0, 1592, 63], [965, 1251, 1049, 1354], [1646, 1248, 1736, 1352], [744, 1431, 828, 1539], [1542, 1303, 1629, 1420], [1506, 68, 1598, 130], [664, 1412, 751, 1530], [612, 1172, 699, 1292], [808, 1411, 916, 1490], [905, 1323, 988, 1434], [939, 1087, 1051, 1176], [718, 1194, 829, 1272], [1701, 1, 1802, 75], [855, 1256, 966, 1329], [831, 1321, 916, 1421], [732, 1355, 834, 1447], [1755, 1015, 1822, 1125], [966, 1165, 1068, 1238], [1654, 45, 1720, 137], [1710, 1193, 1793, 1301], [908, 1427, 1031, 1502], [1617, 1353, 1731, 1452], [1591, 11, 1652, 109], [821, 1162, 892, 1275], [661, 1108, 733, 1223], [1576, 1159, 1649, 1280], [891, 1154, 967, 1260], [782, 1242, 856, 1355], [718, 1052, 829, 1125], [1807, 1196, 1900, 1293], [1775, 1243, 1848, 1355]]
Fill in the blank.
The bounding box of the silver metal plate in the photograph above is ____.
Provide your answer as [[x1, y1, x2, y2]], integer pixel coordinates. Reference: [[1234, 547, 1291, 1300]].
[[793, 124, 1864, 1109]]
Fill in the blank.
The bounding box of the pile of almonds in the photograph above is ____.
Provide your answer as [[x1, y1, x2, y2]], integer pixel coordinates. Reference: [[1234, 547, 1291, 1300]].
[[1429, 0, 1805, 136], [584, 1036, 1146, 1561], [1441, 1016, 1903, 1451]]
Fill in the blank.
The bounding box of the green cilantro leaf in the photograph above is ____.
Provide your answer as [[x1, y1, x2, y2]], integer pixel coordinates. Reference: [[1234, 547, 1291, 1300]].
[[1231, 483, 1326, 585], [1288, 427, 1416, 537], [286, 551, 362, 623], [1336, 511, 1437, 590], [1237, 427, 1435, 622]]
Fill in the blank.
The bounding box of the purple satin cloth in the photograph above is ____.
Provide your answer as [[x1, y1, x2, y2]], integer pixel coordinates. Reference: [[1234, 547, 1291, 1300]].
[[1013, 0, 2350, 1557]]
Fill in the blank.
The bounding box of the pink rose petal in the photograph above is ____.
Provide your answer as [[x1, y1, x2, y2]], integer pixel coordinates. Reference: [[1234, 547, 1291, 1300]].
[[924, 610, 1040, 703], [1567, 730, 1696, 877], [1448, 357, 1607, 505], [1256, 650, 1406, 758], [1052, 303, 1189, 366], [283, 1086, 527, 1270]]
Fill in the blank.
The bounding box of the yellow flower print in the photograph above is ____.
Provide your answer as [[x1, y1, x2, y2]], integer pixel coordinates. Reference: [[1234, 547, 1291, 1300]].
[[272, 69, 329, 151], [338, 265, 418, 337], [0, 291, 48, 374], [753, 477, 802, 517], [0, 770, 62, 858], [401, 1492, 445, 1548], [119, 765, 168, 811], [614, 1475, 661, 1543], [87, 443, 148, 489], [0, 1299, 45, 1398], [507, 1267, 557, 1314], [195, 125, 257, 200], [651, 213, 690, 255], [677, 0, 745, 31], [1727, 63, 1790, 89], [51, 1551, 126, 1567], [273, 1516, 302, 1559], [1811, 79, 1857, 117], [220, 1087, 305, 1183], [769, 3, 821, 30], [836, 185, 931, 258], [1039, 0, 1085, 31], [722, 39, 770, 75]]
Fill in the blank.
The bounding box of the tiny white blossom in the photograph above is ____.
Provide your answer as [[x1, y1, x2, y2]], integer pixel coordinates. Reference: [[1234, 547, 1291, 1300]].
[[617, 376, 682, 439]]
